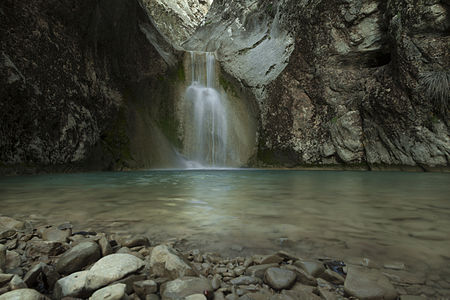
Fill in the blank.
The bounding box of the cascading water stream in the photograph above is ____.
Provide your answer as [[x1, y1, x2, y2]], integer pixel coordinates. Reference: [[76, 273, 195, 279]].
[[183, 52, 228, 168]]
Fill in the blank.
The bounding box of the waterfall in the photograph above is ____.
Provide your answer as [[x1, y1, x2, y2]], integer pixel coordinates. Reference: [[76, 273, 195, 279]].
[[183, 52, 228, 168]]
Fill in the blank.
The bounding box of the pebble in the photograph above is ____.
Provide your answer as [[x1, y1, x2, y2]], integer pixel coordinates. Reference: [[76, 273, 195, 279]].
[[160, 277, 212, 300], [246, 264, 278, 279], [320, 269, 345, 285], [230, 276, 262, 286], [294, 260, 325, 277], [133, 280, 157, 298], [0, 244, 6, 269]]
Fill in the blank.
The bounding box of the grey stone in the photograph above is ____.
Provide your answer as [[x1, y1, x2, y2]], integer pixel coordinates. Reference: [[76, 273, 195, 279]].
[[23, 262, 46, 287], [0, 245, 6, 270], [259, 254, 283, 265], [115, 274, 146, 294], [264, 268, 296, 290], [238, 291, 271, 300], [294, 260, 325, 277], [9, 275, 26, 290], [383, 262, 405, 270], [133, 280, 157, 298], [319, 269, 345, 285], [0, 288, 48, 300], [0, 229, 16, 240], [161, 277, 212, 300], [245, 264, 278, 279], [290, 283, 316, 294], [185, 294, 206, 300], [98, 235, 112, 257], [86, 254, 145, 291], [281, 265, 317, 286], [344, 266, 397, 300], [230, 276, 262, 286], [214, 291, 226, 300], [318, 287, 338, 300], [281, 290, 321, 300], [4, 251, 21, 271], [42, 264, 59, 290], [149, 245, 196, 279], [54, 270, 89, 299], [56, 241, 101, 275], [42, 227, 71, 242], [0, 218, 25, 231], [211, 275, 221, 290], [90, 283, 126, 300], [0, 274, 13, 286], [25, 240, 68, 258], [234, 266, 246, 276], [118, 235, 150, 248]]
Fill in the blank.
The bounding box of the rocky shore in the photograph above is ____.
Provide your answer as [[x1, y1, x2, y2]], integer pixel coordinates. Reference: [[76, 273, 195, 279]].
[[0, 216, 445, 299]]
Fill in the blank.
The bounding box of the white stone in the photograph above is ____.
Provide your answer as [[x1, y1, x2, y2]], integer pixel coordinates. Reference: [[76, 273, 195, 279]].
[[0, 288, 47, 300], [86, 254, 145, 291], [89, 283, 126, 300], [149, 245, 195, 279], [54, 271, 89, 299]]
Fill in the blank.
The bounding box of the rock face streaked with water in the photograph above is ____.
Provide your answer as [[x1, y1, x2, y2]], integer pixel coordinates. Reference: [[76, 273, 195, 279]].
[[1, 0, 449, 172]]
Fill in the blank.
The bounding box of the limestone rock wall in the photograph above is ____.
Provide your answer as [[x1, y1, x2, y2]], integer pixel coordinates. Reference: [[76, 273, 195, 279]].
[[187, 0, 450, 170], [143, 0, 212, 48], [0, 0, 183, 174]]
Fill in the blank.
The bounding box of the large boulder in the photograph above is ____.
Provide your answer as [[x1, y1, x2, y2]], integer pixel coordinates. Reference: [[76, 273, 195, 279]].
[[344, 266, 397, 300], [149, 245, 196, 279], [56, 241, 101, 275], [161, 277, 212, 300], [85, 254, 145, 291]]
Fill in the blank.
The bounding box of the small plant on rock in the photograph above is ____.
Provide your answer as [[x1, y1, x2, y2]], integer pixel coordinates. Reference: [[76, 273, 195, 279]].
[[419, 70, 450, 117]]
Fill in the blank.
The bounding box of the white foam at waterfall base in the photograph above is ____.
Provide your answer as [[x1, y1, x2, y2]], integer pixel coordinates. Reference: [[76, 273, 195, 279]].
[[182, 52, 229, 168]]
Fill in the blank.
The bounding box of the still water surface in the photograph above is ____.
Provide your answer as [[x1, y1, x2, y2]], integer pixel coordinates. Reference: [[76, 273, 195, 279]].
[[1, 170, 449, 278]]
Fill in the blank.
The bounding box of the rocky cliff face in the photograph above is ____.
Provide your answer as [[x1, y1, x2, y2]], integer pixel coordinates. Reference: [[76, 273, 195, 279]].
[[186, 0, 450, 170], [0, 0, 186, 174], [1, 0, 449, 173]]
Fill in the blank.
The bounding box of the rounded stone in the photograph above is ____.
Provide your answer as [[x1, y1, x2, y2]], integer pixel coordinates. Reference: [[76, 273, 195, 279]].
[[344, 266, 397, 300], [56, 241, 101, 275], [264, 267, 297, 290], [0, 288, 48, 300]]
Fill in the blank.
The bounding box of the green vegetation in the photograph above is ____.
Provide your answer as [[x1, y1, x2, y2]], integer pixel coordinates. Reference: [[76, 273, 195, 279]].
[[419, 70, 449, 117], [219, 74, 238, 97]]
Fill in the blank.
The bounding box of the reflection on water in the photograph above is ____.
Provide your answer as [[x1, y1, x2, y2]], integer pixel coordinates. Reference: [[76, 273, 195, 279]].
[[1, 170, 449, 277]]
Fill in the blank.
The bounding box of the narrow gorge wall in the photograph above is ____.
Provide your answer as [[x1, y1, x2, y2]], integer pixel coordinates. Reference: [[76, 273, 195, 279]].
[[186, 0, 450, 170], [0, 0, 188, 174], [1, 0, 449, 173]]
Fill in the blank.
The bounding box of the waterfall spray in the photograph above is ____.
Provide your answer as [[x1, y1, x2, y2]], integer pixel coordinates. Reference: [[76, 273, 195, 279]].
[[183, 52, 228, 167]]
